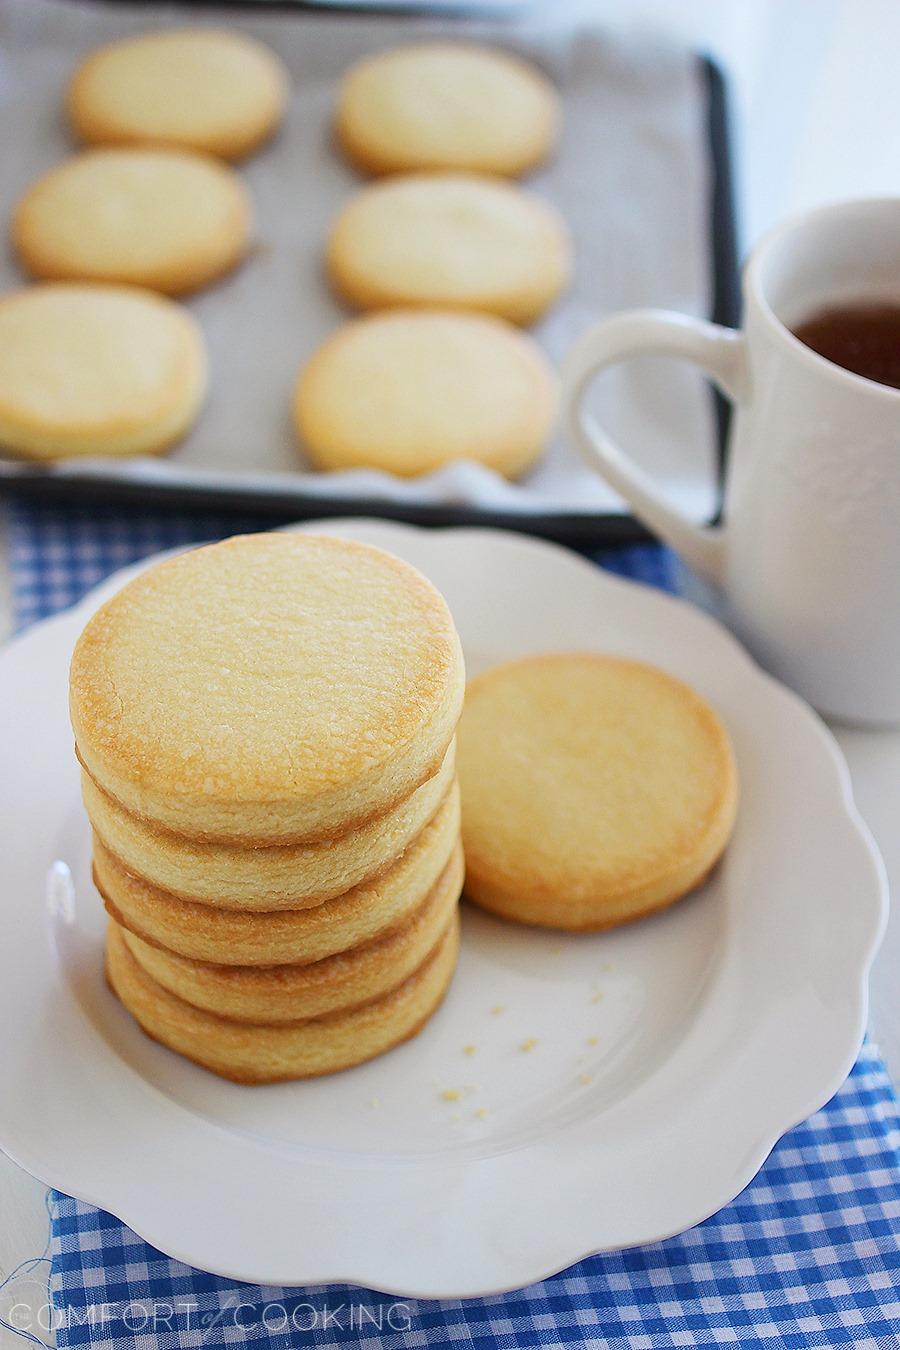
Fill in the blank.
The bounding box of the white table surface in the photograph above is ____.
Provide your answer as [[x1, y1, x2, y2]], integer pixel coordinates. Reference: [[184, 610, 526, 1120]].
[[2, 1, 899, 1343]]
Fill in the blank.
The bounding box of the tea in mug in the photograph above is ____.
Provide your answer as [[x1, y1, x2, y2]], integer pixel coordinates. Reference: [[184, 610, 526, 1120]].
[[792, 303, 900, 390]]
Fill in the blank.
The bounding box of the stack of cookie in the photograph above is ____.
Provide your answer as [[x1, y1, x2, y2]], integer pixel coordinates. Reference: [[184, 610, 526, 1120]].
[[294, 42, 569, 482], [69, 532, 465, 1083]]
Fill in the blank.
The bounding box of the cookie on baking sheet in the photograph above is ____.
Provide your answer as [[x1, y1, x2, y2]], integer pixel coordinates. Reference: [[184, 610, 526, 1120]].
[[336, 42, 559, 177], [326, 173, 571, 325], [67, 28, 288, 161], [70, 532, 464, 847], [0, 284, 206, 460], [118, 841, 463, 1023], [12, 148, 252, 296], [295, 310, 558, 479], [105, 913, 459, 1083], [458, 654, 738, 931]]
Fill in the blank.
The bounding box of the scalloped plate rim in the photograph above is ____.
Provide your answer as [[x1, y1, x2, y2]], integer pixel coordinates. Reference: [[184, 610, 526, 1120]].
[[0, 519, 887, 1297]]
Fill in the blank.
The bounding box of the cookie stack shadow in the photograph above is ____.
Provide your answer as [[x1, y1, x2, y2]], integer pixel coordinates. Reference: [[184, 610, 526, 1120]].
[[70, 532, 466, 1083]]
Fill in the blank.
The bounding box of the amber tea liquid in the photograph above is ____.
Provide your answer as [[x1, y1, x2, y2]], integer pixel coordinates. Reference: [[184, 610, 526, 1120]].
[[792, 302, 900, 390]]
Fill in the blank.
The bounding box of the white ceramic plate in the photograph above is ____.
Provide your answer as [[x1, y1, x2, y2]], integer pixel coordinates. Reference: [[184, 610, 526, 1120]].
[[0, 521, 886, 1298]]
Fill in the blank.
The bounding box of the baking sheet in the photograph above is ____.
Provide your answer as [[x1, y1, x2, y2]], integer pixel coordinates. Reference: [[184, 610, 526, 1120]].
[[0, 0, 735, 540]]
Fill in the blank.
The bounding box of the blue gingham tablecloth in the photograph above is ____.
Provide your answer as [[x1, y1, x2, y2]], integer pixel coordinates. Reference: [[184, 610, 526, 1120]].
[[4, 499, 899, 1350]]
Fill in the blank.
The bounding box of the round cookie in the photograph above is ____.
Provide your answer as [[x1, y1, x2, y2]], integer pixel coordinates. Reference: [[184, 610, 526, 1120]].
[[336, 42, 559, 177], [119, 842, 463, 1023], [326, 173, 571, 325], [83, 744, 455, 910], [67, 28, 288, 162], [13, 148, 252, 295], [458, 654, 738, 931], [71, 533, 464, 845], [92, 780, 461, 960], [106, 913, 459, 1082], [0, 284, 206, 460], [295, 311, 557, 479]]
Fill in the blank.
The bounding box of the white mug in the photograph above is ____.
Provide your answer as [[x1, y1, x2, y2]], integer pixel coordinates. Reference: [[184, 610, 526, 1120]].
[[563, 197, 900, 725]]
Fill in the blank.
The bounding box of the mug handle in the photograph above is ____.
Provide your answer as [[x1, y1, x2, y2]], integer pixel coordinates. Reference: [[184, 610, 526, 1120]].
[[562, 309, 747, 583]]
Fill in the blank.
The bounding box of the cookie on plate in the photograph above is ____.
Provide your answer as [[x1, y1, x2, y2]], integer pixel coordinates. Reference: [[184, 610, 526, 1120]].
[[12, 148, 252, 296], [70, 533, 464, 846], [326, 173, 571, 325], [82, 746, 456, 910], [458, 654, 738, 930], [117, 841, 464, 1023], [105, 912, 459, 1083], [295, 310, 558, 479], [67, 28, 288, 161], [93, 783, 461, 966], [336, 42, 559, 177], [0, 283, 206, 460]]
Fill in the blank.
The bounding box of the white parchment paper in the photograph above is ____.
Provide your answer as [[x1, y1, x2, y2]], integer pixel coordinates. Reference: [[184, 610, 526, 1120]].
[[0, 0, 718, 523]]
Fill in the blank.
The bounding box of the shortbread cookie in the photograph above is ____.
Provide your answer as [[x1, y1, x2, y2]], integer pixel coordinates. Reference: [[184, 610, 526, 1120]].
[[13, 149, 252, 296], [327, 173, 571, 324], [94, 783, 461, 965], [70, 533, 464, 844], [83, 745, 455, 909], [336, 42, 559, 177], [67, 28, 288, 161], [120, 842, 463, 1023], [0, 284, 206, 460], [106, 913, 459, 1082], [295, 311, 557, 479], [458, 654, 738, 930]]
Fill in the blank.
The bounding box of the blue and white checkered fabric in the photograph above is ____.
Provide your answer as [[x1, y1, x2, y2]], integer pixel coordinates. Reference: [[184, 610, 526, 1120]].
[[4, 499, 899, 1350]]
